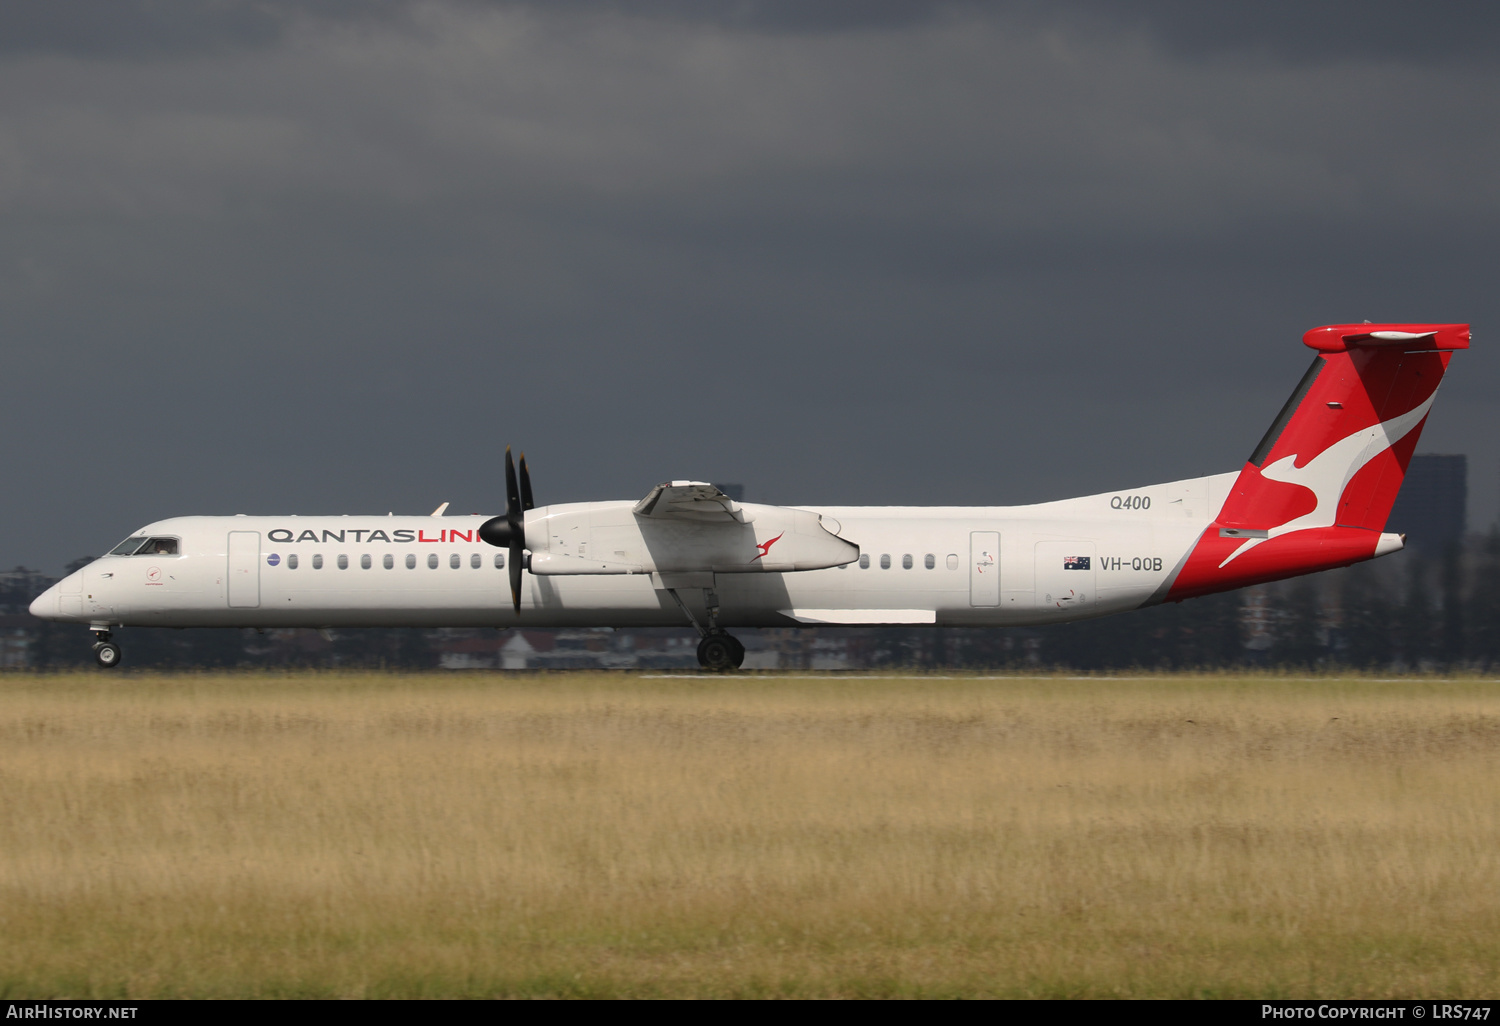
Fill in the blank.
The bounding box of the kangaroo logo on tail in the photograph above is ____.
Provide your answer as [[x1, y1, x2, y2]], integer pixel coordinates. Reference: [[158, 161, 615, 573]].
[[1220, 391, 1437, 567]]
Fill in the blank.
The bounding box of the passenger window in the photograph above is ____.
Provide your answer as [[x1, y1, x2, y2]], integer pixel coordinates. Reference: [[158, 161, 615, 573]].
[[449, 553, 460, 569], [406, 554, 416, 569], [858, 554, 870, 569], [288, 554, 299, 570], [946, 554, 959, 570], [880, 554, 891, 569], [924, 553, 935, 570], [470, 553, 481, 569], [360, 554, 371, 570], [902, 554, 913, 569], [383, 554, 394, 570], [337, 554, 349, 570], [495, 552, 506, 569], [312, 554, 324, 570], [428, 554, 438, 570]]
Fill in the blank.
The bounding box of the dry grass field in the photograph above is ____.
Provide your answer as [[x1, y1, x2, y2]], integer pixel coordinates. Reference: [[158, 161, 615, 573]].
[[2, 670, 1499, 998]]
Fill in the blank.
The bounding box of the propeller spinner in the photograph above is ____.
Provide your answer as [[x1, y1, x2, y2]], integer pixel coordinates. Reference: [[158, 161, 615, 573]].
[[478, 446, 534, 612]]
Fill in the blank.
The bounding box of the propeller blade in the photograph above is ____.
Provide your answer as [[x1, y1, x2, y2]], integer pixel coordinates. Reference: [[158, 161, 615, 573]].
[[519, 453, 534, 512], [504, 446, 521, 520], [498, 445, 530, 613]]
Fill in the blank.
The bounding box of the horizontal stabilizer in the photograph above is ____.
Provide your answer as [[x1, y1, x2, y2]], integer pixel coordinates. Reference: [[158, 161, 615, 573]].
[[1303, 323, 1469, 352]]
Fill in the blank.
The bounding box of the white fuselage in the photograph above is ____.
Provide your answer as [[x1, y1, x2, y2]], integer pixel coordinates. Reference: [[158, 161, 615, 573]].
[[31, 473, 1239, 630]]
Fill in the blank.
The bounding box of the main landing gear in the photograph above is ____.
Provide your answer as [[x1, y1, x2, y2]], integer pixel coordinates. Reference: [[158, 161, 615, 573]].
[[91, 629, 122, 669], [661, 582, 745, 671], [696, 632, 745, 672]]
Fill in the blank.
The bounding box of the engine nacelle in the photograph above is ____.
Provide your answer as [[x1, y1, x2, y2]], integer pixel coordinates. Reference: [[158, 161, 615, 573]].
[[524, 501, 859, 575]]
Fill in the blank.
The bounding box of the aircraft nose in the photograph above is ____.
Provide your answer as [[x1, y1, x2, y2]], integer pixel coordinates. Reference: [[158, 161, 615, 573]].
[[29, 583, 60, 620]]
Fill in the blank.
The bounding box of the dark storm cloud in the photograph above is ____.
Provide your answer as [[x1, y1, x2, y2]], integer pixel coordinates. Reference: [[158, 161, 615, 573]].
[[1016, 0, 1500, 63], [1, 1, 1496, 573], [472, 0, 1500, 61], [5, 1, 1497, 61], [0, 0, 278, 59]]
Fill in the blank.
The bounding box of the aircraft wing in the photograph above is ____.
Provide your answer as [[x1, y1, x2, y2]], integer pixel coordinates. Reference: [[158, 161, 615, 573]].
[[632, 481, 744, 523], [525, 482, 858, 575]]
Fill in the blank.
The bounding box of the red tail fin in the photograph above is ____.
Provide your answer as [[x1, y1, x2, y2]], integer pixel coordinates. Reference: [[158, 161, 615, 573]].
[[1167, 323, 1469, 599]]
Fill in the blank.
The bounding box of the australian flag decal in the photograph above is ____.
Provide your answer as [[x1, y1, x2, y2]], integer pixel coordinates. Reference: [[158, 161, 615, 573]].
[[1063, 556, 1090, 570]]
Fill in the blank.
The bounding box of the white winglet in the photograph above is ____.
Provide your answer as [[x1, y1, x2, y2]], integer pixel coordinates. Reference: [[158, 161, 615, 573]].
[[1369, 330, 1437, 342]]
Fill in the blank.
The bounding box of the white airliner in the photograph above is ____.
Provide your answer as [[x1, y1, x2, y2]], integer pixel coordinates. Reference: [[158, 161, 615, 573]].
[[31, 322, 1468, 670]]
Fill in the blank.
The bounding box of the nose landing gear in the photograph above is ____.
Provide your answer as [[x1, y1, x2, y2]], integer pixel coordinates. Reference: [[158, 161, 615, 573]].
[[91, 630, 122, 669]]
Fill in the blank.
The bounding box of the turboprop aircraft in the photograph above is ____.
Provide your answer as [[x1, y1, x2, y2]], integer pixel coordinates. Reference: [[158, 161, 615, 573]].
[[30, 322, 1468, 670]]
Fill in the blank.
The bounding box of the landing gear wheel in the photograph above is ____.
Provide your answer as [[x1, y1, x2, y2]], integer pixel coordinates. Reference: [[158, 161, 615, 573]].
[[93, 641, 122, 669], [697, 633, 740, 672], [727, 635, 745, 668]]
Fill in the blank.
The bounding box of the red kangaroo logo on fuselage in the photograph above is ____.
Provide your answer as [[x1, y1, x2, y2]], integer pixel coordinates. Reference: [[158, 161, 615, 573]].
[[751, 532, 785, 561]]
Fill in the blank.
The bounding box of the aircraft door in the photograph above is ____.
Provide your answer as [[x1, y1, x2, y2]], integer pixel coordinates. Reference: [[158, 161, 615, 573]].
[[59, 568, 83, 618], [1035, 542, 1095, 611], [227, 531, 261, 608], [969, 531, 1001, 606]]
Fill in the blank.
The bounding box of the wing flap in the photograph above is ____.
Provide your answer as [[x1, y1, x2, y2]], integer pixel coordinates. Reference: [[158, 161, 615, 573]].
[[781, 608, 937, 625]]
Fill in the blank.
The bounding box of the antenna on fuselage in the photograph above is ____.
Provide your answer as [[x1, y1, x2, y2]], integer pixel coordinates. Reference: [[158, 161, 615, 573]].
[[430, 502, 450, 517]]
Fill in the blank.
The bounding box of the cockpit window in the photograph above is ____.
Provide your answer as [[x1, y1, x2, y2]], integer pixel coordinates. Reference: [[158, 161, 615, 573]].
[[109, 536, 179, 556]]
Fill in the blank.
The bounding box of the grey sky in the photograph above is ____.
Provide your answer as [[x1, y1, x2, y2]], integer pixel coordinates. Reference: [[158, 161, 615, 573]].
[[2, 1, 1496, 574]]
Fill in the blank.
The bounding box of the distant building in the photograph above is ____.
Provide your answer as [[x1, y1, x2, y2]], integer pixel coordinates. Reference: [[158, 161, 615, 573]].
[[1386, 453, 1467, 552], [1239, 587, 1274, 652], [431, 628, 702, 670]]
